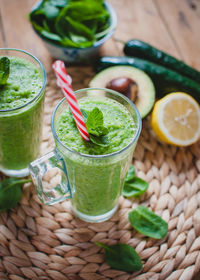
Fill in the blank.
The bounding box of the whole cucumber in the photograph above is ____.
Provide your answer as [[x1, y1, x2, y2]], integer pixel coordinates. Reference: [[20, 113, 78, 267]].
[[124, 39, 200, 84], [94, 56, 200, 103]]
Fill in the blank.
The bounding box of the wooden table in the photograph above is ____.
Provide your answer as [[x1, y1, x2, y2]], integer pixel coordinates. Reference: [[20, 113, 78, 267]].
[[1, 1, 200, 280]]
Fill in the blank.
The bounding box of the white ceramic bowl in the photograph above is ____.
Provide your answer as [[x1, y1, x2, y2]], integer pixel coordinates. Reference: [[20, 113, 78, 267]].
[[31, 2, 117, 63]]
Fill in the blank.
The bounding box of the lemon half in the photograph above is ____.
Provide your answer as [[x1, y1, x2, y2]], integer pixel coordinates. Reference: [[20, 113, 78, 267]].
[[151, 92, 200, 146]]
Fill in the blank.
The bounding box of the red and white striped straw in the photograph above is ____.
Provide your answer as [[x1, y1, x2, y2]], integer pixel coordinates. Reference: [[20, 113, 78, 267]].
[[52, 60, 90, 141]]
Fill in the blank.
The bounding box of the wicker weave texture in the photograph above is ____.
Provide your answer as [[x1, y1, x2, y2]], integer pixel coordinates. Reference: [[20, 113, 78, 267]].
[[0, 69, 200, 280]]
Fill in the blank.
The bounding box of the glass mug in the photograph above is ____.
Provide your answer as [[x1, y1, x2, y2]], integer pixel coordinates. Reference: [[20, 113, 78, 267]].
[[29, 88, 141, 223], [0, 48, 46, 177]]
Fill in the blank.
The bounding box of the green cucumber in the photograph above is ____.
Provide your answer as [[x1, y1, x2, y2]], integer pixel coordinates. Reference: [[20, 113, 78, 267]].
[[94, 56, 200, 103], [124, 39, 200, 84]]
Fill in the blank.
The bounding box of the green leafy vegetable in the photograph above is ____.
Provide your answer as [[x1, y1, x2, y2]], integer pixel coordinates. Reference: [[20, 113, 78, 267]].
[[44, 4, 59, 19], [95, 242, 142, 272], [125, 165, 135, 181], [128, 206, 168, 239], [69, 107, 110, 146], [89, 134, 109, 147], [0, 177, 32, 212], [80, 109, 88, 123], [122, 165, 148, 197], [86, 107, 108, 136], [29, 0, 110, 48], [122, 177, 148, 198], [86, 107, 110, 146], [0, 57, 10, 86]]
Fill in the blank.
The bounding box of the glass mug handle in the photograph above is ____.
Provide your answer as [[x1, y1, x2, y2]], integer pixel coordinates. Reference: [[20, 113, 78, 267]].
[[29, 150, 72, 205]]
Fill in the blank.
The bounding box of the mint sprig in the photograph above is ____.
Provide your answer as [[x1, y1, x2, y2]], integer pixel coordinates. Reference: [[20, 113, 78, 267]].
[[84, 107, 110, 146], [86, 107, 108, 136], [0, 57, 10, 86], [89, 134, 110, 147]]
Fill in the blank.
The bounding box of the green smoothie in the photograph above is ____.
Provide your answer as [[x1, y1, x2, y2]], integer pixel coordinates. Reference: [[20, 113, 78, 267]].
[[0, 54, 45, 175], [55, 96, 138, 218]]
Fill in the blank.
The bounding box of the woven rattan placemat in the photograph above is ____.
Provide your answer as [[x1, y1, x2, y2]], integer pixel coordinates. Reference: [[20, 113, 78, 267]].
[[1, 68, 200, 280]]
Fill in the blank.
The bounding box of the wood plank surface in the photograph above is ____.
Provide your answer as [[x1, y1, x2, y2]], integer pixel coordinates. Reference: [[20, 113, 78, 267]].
[[108, 0, 181, 59], [155, 0, 200, 70], [0, 0, 52, 71]]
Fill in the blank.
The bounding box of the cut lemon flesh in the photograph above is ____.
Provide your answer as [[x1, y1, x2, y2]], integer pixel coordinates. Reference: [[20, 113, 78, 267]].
[[151, 92, 200, 146]]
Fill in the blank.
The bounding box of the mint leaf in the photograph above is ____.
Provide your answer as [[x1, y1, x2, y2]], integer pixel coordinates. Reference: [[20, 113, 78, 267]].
[[128, 206, 168, 239], [95, 242, 142, 272], [90, 134, 110, 147], [86, 107, 103, 132], [0, 57, 10, 86], [88, 125, 108, 137], [86, 107, 108, 136], [68, 106, 110, 147], [80, 109, 88, 123], [85, 107, 110, 146]]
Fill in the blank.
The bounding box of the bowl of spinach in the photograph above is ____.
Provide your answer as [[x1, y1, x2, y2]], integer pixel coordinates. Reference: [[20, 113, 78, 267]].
[[29, 0, 117, 63]]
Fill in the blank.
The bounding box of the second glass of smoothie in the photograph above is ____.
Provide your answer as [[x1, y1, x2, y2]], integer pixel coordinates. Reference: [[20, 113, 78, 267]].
[[29, 88, 141, 222], [0, 49, 46, 177]]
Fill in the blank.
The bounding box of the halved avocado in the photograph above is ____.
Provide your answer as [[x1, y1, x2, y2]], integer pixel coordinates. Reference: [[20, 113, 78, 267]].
[[89, 66, 155, 118]]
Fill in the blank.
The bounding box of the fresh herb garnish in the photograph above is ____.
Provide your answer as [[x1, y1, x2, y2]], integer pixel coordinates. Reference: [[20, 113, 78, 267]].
[[122, 165, 148, 197], [29, 0, 110, 48], [76, 107, 109, 147], [0, 177, 31, 212], [95, 242, 142, 273], [86, 107, 110, 146], [69, 107, 110, 146], [128, 206, 168, 239], [89, 134, 110, 147], [86, 107, 108, 136], [0, 57, 10, 86], [80, 108, 88, 123]]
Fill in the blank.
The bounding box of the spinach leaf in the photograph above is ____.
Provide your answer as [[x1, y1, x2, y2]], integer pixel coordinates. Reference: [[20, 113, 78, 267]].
[[29, 0, 111, 48], [128, 206, 168, 239], [0, 178, 32, 212], [64, 1, 109, 22], [125, 165, 135, 182], [122, 165, 148, 197], [0, 57, 10, 86], [41, 30, 62, 41], [43, 3, 60, 19], [55, 5, 70, 37], [66, 16, 94, 47], [50, 0, 68, 8], [95, 242, 142, 272], [122, 177, 148, 198], [32, 22, 62, 42]]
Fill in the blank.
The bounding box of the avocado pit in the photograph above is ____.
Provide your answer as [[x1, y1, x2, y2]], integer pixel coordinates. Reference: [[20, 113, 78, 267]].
[[106, 77, 138, 102]]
